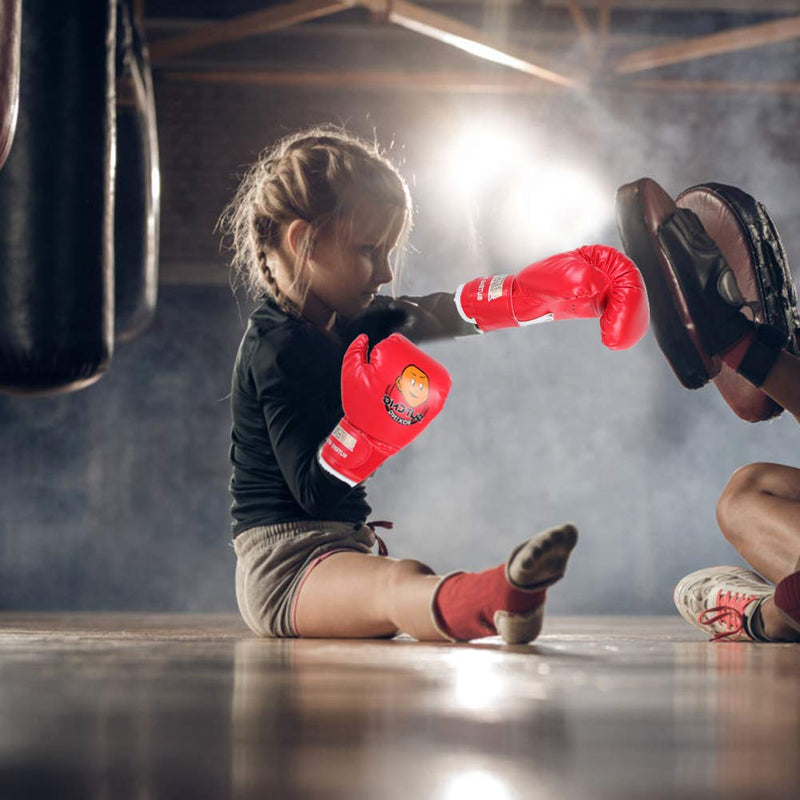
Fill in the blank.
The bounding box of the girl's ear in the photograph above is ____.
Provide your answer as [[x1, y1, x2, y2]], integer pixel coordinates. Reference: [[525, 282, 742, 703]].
[[285, 219, 310, 258]]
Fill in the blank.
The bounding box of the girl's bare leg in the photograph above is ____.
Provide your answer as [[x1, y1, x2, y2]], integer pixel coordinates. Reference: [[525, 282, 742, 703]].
[[294, 524, 578, 642], [716, 462, 800, 640], [293, 552, 446, 640]]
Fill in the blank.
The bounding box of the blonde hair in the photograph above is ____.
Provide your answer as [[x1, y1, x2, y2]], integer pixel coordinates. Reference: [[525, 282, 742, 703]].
[[218, 125, 413, 313]]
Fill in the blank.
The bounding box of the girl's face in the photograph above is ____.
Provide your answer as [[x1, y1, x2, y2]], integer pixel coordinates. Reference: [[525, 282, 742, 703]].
[[304, 203, 405, 323]]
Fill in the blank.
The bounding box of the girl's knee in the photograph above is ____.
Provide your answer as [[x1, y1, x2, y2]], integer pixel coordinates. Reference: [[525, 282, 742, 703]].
[[381, 558, 437, 635], [381, 558, 436, 614], [386, 557, 435, 587]]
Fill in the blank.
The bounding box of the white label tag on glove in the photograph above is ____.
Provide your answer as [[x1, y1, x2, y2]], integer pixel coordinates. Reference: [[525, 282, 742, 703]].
[[487, 274, 508, 302], [331, 424, 357, 452]]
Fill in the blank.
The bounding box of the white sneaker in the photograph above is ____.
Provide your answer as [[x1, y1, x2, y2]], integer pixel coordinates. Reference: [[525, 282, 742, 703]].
[[673, 565, 773, 641]]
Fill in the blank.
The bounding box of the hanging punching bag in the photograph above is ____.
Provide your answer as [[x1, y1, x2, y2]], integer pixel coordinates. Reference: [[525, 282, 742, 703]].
[[0, 0, 115, 395], [115, 0, 159, 341], [0, 0, 21, 172]]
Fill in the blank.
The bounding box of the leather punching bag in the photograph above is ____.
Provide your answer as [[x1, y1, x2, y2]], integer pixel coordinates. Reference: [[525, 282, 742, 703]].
[[115, 0, 159, 341], [0, 0, 21, 172], [0, 0, 115, 395]]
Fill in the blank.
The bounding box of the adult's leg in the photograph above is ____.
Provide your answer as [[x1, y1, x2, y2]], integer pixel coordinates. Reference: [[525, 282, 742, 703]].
[[717, 462, 800, 582], [716, 462, 800, 640]]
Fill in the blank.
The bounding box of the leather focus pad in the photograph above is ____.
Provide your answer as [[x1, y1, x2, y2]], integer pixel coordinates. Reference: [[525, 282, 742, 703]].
[[615, 177, 719, 390], [678, 183, 800, 422]]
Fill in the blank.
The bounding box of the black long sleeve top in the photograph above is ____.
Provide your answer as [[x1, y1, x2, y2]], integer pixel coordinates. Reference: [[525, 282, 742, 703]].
[[228, 292, 478, 537]]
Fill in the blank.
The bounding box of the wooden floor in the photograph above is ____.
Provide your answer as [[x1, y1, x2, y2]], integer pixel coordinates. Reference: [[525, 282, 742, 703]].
[[0, 614, 798, 800]]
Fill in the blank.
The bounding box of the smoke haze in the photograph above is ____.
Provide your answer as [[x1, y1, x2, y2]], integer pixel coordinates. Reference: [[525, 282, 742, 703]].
[[0, 17, 798, 614]]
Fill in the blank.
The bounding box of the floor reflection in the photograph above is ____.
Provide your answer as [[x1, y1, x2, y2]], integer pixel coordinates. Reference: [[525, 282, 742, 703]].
[[230, 637, 571, 799], [674, 640, 800, 796], [0, 615, 798, 799]]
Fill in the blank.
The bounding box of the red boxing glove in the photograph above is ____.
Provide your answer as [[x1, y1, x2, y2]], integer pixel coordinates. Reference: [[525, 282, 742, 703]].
[[318, 333, 452, 487], [455, 244, 650, 350]]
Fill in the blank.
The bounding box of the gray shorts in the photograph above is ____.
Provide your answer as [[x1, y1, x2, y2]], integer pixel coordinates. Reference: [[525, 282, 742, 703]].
[[233, 520, 382, 638]]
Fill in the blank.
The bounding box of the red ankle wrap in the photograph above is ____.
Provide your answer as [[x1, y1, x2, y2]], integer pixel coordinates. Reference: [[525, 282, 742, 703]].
[[774, 570, 800, 626], [433, 565, 546, 642]]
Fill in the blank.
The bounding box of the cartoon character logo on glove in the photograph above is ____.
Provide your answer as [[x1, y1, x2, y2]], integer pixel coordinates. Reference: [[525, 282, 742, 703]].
[[383, 364, 430, 425]]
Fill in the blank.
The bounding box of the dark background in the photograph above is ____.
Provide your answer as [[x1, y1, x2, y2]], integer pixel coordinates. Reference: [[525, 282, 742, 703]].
[[0, 1, 798, 612]]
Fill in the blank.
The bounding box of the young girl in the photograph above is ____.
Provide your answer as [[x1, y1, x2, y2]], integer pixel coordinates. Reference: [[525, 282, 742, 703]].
[[219, 126, 648, 643]]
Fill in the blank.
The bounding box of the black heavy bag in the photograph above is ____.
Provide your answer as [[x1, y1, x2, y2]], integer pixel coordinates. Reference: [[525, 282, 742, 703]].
[[0, 0, 21, 171], [0, 0, 115, 395], [115, 0, 159, 341]]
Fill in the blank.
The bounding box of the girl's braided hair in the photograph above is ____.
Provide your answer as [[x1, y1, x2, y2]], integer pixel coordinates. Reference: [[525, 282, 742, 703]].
[[218, 125, 412, 311]]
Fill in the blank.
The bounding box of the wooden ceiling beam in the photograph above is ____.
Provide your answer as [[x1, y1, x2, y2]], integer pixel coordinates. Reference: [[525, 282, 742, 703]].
[[627, 78, 800, 93], [161, 68, 558, 94], [615, 14, 800, 74], [355, 0, 585, 88], [161, 68, 800, 95], [598, 3, 612, 49], [567, 1, 597, 59], [543, 0, 798, 10], [148, 0, 351, 63]]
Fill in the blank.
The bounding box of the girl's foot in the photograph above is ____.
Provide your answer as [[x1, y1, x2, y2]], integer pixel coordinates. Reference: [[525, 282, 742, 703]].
[[496, 522, 578, 644], [432, 523, 578, 645]]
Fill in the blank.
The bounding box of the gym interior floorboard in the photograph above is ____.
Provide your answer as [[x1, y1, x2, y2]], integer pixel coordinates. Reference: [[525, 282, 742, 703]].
[[0, 614, 797, 800]]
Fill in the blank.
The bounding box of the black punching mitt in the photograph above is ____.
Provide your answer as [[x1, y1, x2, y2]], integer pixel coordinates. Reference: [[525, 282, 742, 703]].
[[615, 177, 738, 390], [676, 183, 800, 421], [616, 178, 798, 421]]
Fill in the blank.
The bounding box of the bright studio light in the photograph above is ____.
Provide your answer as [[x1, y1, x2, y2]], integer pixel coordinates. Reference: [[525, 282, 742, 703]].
[[444, 125, 526, 199], [498, 162, 611, 258], [439, 123, 611, 257]]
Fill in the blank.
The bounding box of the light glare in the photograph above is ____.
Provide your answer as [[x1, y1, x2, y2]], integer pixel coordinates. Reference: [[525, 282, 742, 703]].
[[442, 770, 513, 800], [499, 163, 611, 258], [445, 126, 526, 199]]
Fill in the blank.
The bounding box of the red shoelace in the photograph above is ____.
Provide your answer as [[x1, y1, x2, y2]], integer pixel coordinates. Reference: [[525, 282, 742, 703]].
[[698, 590, 759, 641]]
